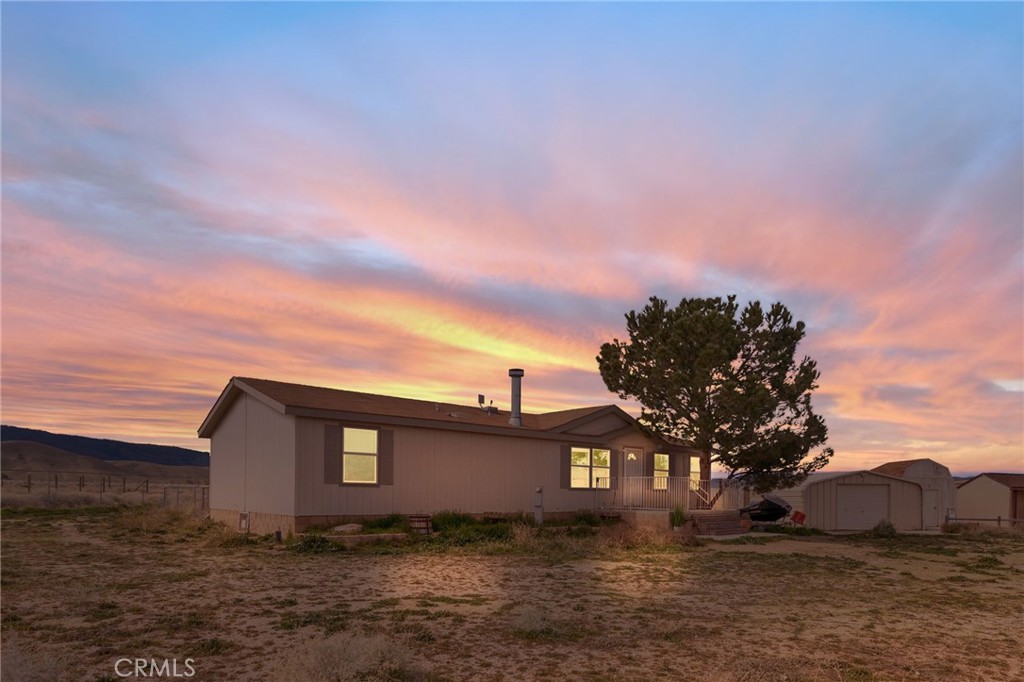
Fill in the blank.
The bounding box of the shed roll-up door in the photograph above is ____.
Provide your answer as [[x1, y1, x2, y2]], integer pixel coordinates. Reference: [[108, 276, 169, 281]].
[[836, 484, 889, 530]]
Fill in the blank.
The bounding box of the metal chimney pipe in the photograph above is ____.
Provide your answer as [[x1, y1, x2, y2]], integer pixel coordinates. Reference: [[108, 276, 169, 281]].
[[508, 368, 524, 427]]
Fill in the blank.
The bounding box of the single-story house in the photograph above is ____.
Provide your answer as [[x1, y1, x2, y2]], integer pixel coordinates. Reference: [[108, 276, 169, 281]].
[[955, 473, 1024, 527], [871, 458, 956, 529], [771, 470, 923, 531], [198, 372, 700, 534]]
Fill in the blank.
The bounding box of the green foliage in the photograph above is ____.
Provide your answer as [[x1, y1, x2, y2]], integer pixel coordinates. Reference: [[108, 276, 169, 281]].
[[430, 510, 476, 532], [362, 514, 411, 533], [670, 506, 686, 527], [598, 295, 833, 492], [293, 533, 343, 553], [572, 510, 601, 526], [869, 520, 898, 538], [440, 523, 513, 546]]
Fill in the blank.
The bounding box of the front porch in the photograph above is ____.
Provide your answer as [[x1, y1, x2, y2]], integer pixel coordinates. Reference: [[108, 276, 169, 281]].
[[604, 476, 751, 512]]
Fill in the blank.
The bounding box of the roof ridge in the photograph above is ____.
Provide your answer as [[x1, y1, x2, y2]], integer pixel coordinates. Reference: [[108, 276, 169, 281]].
[[236, 376, 620, 418]]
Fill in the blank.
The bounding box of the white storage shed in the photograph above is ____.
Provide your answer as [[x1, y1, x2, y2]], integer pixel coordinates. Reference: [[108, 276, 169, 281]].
[[872, 458, 956, 529], [773, 471, 923, 531]]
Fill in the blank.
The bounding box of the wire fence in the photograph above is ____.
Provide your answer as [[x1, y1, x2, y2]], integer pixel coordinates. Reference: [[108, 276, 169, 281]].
[[1, 470, 209, 512], [945, 514, 1023, 528]]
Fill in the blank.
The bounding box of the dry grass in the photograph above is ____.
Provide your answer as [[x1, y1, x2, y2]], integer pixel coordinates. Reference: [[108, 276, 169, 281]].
[[272, 632, 433, 681], [2, 506, 1022, 682]]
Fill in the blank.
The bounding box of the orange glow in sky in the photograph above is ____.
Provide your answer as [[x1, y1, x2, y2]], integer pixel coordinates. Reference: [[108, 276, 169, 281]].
[[2, 3, 1021, 475]]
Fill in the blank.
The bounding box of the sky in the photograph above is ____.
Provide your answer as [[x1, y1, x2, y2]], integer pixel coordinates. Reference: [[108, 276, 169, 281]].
[[2, 2, 1021, 475]]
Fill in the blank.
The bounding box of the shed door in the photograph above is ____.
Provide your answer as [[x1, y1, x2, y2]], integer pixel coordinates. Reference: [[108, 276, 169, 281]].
[[923, 489, 941, 529], [836, 484, 889, 530]]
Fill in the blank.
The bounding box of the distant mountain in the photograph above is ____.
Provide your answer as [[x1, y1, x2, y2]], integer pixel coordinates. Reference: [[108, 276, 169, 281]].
[[0, 425, 209, 467], [1, 441, 209, 483]]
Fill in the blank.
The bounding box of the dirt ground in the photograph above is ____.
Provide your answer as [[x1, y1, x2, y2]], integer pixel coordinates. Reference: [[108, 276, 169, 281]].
[[1, 508, 1022, 682]]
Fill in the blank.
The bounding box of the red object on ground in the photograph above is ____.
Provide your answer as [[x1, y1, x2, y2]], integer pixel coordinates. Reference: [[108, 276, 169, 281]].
[[791, 511, 807, 525]]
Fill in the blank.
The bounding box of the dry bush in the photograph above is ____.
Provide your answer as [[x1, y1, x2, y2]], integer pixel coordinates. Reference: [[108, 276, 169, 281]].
[[112, 505, 215, 539], [943, 521, 1024, 538], [271, 632, 431, 681], [0, 492, 104, 509], [0, 639, 70, 682], [597, 524, 686, 551]]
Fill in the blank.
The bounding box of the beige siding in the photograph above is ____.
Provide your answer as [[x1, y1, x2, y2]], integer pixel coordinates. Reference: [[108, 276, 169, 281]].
[[804, 472, 922, 530], [244, 394, 296, 516], [210, 396, 246, 512], [898, 460, 957, 527], [294, 418, 665, 517], [957, 476, 1014, 525], [209, 392, 295, 518]]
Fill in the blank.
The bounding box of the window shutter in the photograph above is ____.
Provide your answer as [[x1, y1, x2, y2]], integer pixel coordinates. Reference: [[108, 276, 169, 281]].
[[643, 450, 654, 477], [667, 452, 676, 477], [610, 448, 620, 489], [378, 429, 394, 486], [324, 424, 341, 485], [560, 443, 571, 489]]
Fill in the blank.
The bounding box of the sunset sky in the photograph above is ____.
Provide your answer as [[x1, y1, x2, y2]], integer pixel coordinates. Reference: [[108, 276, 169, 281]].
[[2, 3, 1021, 475]]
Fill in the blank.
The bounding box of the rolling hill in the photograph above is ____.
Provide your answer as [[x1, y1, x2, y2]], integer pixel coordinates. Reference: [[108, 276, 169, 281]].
[[1, 425, 209, 467], [1, 441, 209, 483]]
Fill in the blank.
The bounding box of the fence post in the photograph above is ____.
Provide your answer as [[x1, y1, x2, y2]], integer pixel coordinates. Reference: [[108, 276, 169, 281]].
[[998, 516, 1002, 527], [27, 474, 32, 493], [55, 474, 59, 491]]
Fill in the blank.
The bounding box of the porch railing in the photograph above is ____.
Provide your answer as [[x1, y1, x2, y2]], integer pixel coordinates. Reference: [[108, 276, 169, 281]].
[[609, 477, 749, 511]]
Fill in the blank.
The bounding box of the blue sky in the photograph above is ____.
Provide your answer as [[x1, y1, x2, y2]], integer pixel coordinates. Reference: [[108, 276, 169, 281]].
[[2, 2, 1021, 473]]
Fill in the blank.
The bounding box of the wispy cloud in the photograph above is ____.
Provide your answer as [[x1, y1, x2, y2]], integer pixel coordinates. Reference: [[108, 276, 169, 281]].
[[2, 3, 1021, 472]]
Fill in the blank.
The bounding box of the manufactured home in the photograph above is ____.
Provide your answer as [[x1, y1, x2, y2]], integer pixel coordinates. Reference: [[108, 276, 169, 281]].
[[198, 372, 704, 534]]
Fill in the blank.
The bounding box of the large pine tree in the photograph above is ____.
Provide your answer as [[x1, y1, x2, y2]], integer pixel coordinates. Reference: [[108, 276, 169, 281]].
[[598, 295, 833, 493]]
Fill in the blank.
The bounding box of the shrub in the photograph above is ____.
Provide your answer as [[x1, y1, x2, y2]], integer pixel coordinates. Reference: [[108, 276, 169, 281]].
[[670, 506, 686, 527], [870, 520, 898, 538], [293, 533, 343, 553], [441, 523, 512, 546], [430, 510, 476, 532], [362, 514, 410, 533], [573, 509, 601, 526]]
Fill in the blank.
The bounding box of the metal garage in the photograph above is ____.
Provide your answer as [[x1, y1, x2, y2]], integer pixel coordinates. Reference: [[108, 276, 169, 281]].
[[871, 459, 956, 529], [774, 471, 923, 531]]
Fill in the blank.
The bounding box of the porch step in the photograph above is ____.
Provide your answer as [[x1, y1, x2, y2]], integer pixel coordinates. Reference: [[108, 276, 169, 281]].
[[692, 511, 747, 536]]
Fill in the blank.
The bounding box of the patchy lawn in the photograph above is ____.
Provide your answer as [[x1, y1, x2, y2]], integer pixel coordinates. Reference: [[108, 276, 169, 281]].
[[2, 507, 1022, 682]]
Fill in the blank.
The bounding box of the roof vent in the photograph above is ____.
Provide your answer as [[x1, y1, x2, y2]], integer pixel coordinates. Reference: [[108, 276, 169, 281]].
[[508, 368, 524, 427]]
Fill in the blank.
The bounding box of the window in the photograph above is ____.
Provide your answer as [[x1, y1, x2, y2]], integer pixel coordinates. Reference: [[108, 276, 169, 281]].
[[689, 456, 701, 486], [570, 447, 611, 489], [654, 453, 669, 490], [343, 427, 378, 484]]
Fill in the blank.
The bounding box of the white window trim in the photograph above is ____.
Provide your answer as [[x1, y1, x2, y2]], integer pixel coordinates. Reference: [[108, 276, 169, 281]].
[[571, 447, 611, 490], [342, 427, 379, 484]]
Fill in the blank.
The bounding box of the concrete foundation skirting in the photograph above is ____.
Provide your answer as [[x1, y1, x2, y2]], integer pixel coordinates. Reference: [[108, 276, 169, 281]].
[[617, 509, 670, 530], [210, 509, 297, 536]]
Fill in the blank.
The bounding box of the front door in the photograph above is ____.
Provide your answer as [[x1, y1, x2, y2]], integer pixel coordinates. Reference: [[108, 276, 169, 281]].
[[623, 447, 644, 507]]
